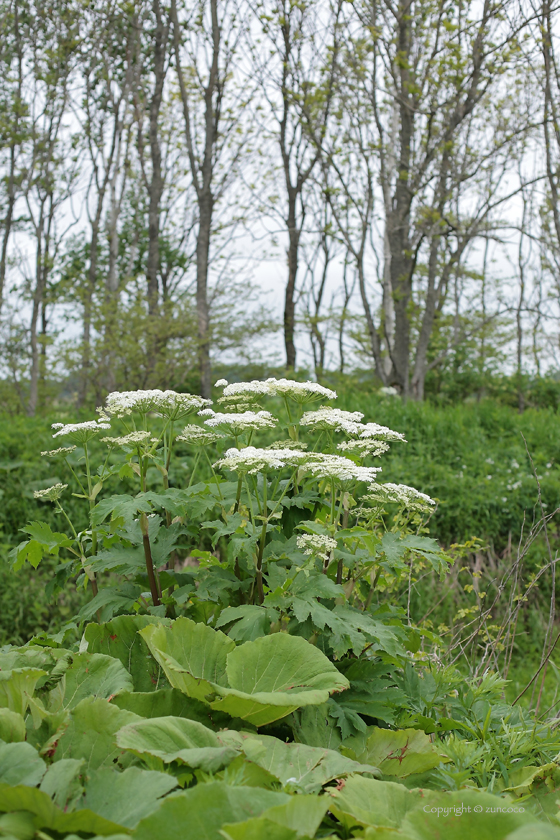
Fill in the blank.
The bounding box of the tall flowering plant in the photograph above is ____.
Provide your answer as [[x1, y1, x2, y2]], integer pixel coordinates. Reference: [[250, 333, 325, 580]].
[[11, 379, 447, 670]]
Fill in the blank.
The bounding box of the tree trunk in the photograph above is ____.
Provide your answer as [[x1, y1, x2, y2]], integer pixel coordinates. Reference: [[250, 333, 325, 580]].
[[284, 191, 299, 370], [197, 193, 213, 399]]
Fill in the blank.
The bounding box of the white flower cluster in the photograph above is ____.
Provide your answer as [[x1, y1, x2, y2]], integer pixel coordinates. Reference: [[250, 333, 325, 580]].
[[41, 446, 76, 458], [202, 410, 278, 434], [100, 390, 210, 420], [364, 482, 435, 511], [52, 420, 111, 442], [305, 454, 381, 484], [101, 430, 157, 449], [297, 534, 337, 560], [213, 446, 307, 474], [34, 483, 68, 502], [176, 425, 224, 446], [379, 386, 399, 397], [215, 378, 337, 403], [360, 423, 406, 442], [300, 407, 364, 435], [337, 439, 390, 457]]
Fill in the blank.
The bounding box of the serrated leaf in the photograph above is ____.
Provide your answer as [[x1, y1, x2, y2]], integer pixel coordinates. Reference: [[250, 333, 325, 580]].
[[328, 775, 425, 829], [341, 727, 446, 778]]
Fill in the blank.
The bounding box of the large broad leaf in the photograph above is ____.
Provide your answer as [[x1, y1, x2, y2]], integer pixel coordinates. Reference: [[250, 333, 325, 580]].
[[116, 717, 239, 773], [0, 708, 26, 743], [0, 668, 46, 715], [140, 619, 349, 727], [0, 784, 127, 836], [220, 821, 300, 840], [0, 742, 46, 787], [133, 782, 290, 840], [51, 697, 140, 771], [221, 794, 328, 840], [341, 727, 446, 778], [112, 688, 244, 731], [400, 790, 535, 840], [39, 759, 85, 810], [80, 767, 178, 829], [328, 776, 425, 830], [84, 616, 171, 692], [290, 704, 343, 751], [220, 731, 378, 793], [47, 653, 133, 712]]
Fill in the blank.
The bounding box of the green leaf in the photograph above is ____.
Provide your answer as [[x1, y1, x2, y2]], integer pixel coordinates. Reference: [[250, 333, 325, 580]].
[[51, 697, 141, 771], [111, 688, 230, 728], [0, 784, 128, 836], [0, 668, 46, 715], [220, 732, 378, 792], [328, 775, 425, 829], [116, 717, 239, 773], [216, 606, 276, 642], [0, 709, 26, 743], [84, 616, 172, 692], [133, 782, 290, 840], [140, 618, 349, 727], [91, 494, 153, 526], [401, 790, 535, 839], [220, 821, 300, 840], [11, 522, 73, 570], [77, 586, 141, 623], [39, 759, 85, 810], [0, 742, 46, 786], [47, 653, 133, 711], [341, 727, 446, 778], [80, 767, 178, 829], [0, 811, 35, 840], [221, 796, 328, 840]]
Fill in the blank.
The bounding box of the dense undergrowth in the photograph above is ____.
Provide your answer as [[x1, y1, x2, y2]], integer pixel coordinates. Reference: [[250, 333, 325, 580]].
[[1, 380, 560, 840]]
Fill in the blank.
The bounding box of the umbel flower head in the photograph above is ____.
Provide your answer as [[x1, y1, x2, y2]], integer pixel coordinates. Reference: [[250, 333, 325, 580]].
[[101, 389, 210, 420], [101, 430, 157, 449], [364, 482, 435, 511], [337, 439, 390, 457], [34, 483, 68, 502], [304, 453, 381, 485], [176, 425, 224, 446], [297, 534, 337, 561], [41, 446, 76, 458], [215, 377, 337, 404], [300, 406, 364, 435], [201, 409, 278, 434], [214, 446, 307, 474], [52, 420, 111, 443]]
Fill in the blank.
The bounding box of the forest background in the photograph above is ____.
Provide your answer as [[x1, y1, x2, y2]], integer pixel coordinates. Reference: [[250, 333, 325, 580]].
[[2, 0, 560, 710]]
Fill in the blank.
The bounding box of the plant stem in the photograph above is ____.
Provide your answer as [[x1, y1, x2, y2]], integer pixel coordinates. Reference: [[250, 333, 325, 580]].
[[140, 512, 161, 606], [255, 477, 268, 604]]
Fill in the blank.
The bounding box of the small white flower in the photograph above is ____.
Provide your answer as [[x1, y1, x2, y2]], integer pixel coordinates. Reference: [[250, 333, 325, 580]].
[[101, 389, 210, 420], [52, 420, 111, 442], [364, 482, 435, 511], [486, 475, 492, 481], [485, 458, 494, 465], [203, 410, 278, 434], [359, 423, 406, 442], [337, 439, 390, 457], [213, 446, 307, 474], [101, 430, 157, 448], [214, 379, 229, 388], [34, 483, 68, 502], [176, 425, 224, 446], [300, 406, 364, 435], [218, 377, 337, 404], [198, 408, 216, 417], [41, 446, 76, 458], [378, 386, 399, 397], [511, 459, 520, 469], [304, 453, 381, 484], [297, 534, 337, 560]]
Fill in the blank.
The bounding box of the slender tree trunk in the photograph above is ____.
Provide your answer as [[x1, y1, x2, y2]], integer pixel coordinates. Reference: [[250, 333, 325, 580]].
[[284, 191, 299, 370], [196, 193, 213, 398], [28, 205, 47, 417]]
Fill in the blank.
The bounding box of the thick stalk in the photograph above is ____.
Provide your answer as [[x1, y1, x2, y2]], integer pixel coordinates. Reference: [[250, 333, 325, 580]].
[[255, 478, 268, 604], [140, 512, 161, 606]]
